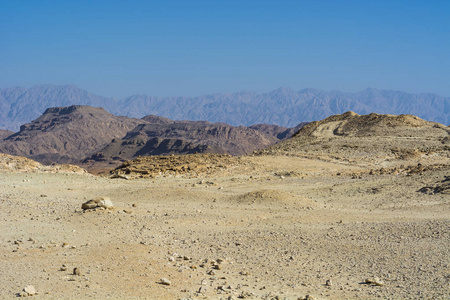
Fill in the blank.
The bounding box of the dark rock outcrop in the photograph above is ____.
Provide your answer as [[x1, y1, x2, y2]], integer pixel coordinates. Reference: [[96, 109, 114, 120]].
[[85, 117, 289, 163]]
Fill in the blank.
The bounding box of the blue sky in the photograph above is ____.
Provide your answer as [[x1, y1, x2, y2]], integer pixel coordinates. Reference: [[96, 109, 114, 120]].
[[1, 0, 449, 98]]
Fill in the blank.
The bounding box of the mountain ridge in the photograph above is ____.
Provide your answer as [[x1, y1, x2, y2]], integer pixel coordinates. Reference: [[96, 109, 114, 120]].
[[0, 105, 301, 169], [0, 105, 144, 164], [1, 85, 449, 131]]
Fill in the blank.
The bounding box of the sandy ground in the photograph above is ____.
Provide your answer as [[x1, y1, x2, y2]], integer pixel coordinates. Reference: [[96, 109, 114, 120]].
[[1, 156, 449, 299]]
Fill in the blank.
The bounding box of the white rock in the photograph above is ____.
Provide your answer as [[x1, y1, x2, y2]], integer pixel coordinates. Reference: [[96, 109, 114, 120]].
[[98, 198, 114, 209], [23, 285, 36, 296], [160, 278, 171, 285]]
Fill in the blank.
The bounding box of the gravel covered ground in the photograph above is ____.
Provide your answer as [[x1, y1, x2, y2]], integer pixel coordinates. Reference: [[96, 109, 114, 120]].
[[1, 154, 449, 299]]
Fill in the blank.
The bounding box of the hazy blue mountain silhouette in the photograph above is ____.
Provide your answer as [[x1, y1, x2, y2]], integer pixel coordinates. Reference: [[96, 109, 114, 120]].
[[1, 85, 448, 131]]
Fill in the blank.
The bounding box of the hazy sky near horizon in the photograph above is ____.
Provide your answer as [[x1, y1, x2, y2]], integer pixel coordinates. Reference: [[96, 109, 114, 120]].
[[1, 0, 449, 98]]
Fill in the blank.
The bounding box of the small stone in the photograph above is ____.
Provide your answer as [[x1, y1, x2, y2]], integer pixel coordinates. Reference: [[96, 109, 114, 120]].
[[81, 200, 97, 210], [73, 267, 81, 276], [23, 285, 36, 296], [374, 281, 384, 286], [81, 197, 114, 210], [325, 279, 332, 286], [365, 277, 384, 286], [159, 278, 171, 285], [98, 197, 114, 209]]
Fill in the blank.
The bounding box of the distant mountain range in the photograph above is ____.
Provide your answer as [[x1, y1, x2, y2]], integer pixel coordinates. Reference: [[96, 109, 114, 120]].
[[1, 84, 449, 131]]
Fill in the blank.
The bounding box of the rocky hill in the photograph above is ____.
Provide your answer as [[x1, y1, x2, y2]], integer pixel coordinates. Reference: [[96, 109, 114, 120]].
[[1, 85, 449, 131], [0, 153, 87, 174], [84, 117, 298, 165], [0, 106, 300, 168], [250, 122, 308, 140], [0, 105, 144, 164], [0, 130, 14, 140], [256, 111, 450, 168]]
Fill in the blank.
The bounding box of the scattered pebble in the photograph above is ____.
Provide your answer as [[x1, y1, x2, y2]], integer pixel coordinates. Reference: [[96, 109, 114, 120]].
[[365, 277, 384, 286], [159, 278, 171, 286]]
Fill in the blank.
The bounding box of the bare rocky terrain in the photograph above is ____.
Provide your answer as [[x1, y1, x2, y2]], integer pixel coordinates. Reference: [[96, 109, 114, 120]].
[[85, 121, 292, 166], [0, 129, 14, 140], [0, 105, 301, 170], [0, 105, 144, 164], [0, 112, 449, 299]]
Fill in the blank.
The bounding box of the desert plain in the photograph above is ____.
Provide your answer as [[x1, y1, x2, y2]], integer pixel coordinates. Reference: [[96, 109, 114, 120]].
[[1, 113, 449, 299]]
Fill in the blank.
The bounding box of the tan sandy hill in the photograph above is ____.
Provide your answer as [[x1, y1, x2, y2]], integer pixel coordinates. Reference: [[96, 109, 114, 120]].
[[109, 153, 250, 179], [256, 111, 450, 168], [0, 153, 87, 174], [0, 105, 145, 165]]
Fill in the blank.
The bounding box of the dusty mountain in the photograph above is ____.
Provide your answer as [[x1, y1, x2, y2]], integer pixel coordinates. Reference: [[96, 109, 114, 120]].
[[250, 122, 308, 140], [256, 111, 450, 168], [85, 117, 293, 165], [0, 105, 144, 164], [0, 107, 299, 170], [0, 85, 113, 131], [140, 115, 176, 124], [0, 129, 14, 140], [1, 85, 449, 131]]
